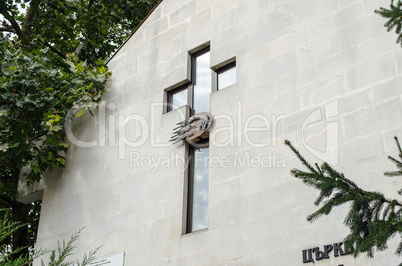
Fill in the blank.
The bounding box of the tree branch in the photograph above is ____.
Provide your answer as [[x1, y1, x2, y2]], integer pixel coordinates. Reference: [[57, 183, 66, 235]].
[[361, 190, 402, 207], [38, 39, 66, 59], [0, 27, 15, 33], [0, 2, 26, 41], [24, 0, 41, 37], [29, 131, 48, 142]]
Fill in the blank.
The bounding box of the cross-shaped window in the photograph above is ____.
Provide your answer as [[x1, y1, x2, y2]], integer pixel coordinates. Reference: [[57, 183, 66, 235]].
[[166, 47, 236, 233]]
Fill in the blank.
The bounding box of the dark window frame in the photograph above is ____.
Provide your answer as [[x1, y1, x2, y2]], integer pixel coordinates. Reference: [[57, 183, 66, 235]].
[[186, 145, 196, 233], [184, 47, 211, 234], [186, 145, 209, 233], [187, 47, 211, 233], [166, 85, 189, 112], [189, 47, 210, 114], [213, 61, 236, 92], [165, 46, 217, 234], [167, 47, 211, 114]]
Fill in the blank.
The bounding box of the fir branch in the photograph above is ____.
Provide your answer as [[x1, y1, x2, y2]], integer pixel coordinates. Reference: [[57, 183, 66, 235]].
[[376, 0, 402, 46], [284, 140, 319, 175], [386, 136, 402, 176], [285, 138, 402, 259], [394, 136, 402, 159], [76, 245, 102, 266]]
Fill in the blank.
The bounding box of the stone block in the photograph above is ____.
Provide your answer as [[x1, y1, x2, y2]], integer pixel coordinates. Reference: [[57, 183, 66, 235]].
[[190, 7, 212, 27], [162, 0, 194, 16], [144, 16, 169, 41], [270, 28, 308, 57], [196, 0, 216, 12], [168, 1, 196, 26], [262, 50, 298, 80], [261, 5, 295, 42], [211, 0, 235, 17], [297, 32, 343, 68], [292, 0, 332, 29], [300, 73, 346, 108], [210, 175, 244, 202], [218, 9, 235, 33], [337, 14, 388, 50], [372, 76, 402, 103], [339, 133, 384, 165], [346, 52, 397, 90], [339, 89, 373, 115], [339, 0, 361, 9], [342, 107, 381, 140], [358, 33, 399, 60]]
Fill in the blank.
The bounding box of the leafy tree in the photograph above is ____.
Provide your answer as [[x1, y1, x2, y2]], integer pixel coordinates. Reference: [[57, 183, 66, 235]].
[[0, 0, 158, 260], [0, 0, 158, 62], [0, 36, 109, 260], [285, 138, 402, 262]]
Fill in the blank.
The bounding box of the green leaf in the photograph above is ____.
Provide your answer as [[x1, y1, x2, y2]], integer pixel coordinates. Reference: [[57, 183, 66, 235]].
[[56, 158, 66, 165], [76, 109, 85, 118], [59, 143, 70, 148]]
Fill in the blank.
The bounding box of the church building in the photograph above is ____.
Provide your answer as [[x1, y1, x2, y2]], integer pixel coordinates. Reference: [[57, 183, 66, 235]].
[[23, 0, 402, 265]]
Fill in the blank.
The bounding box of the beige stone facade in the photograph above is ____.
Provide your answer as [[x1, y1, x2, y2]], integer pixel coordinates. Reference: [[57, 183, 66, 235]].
[[34, 0, 402, 265]]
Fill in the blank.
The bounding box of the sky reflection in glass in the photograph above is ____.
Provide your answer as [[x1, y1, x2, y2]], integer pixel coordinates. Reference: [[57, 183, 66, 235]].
[[191, 147, 209, 232], [218, 66, 236, 90], [193, 51, 211, 113], [170, 88, 188, 111]]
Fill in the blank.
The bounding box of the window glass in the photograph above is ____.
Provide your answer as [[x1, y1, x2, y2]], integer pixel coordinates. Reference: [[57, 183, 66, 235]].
[[193, 51, 211, 113], [218, 66, 236, 90], [190, 147, 209, 232], [169, 88, 188, 111]]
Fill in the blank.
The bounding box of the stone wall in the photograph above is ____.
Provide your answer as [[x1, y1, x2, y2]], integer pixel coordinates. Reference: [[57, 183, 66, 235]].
[[35, 0, 402, 265]]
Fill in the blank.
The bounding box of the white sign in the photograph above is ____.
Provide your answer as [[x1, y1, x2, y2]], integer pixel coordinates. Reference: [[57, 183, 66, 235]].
[[89, 252, 124, 266]]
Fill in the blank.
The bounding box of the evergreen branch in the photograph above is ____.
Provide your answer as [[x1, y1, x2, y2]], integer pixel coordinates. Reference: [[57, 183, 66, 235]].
[[284, 140, 319, 175], [376, 0, 402, 46], [35, 227, 100, 265], [387, 155, 402, 166], [397, 237, 402, 255], [76, 245, 102, 266], [394, 136, 402, 159], [285, 139, 402, 259], [385, 169, 402, 176], [386, 137, 402, 177], [50, 228, 83, 266]]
